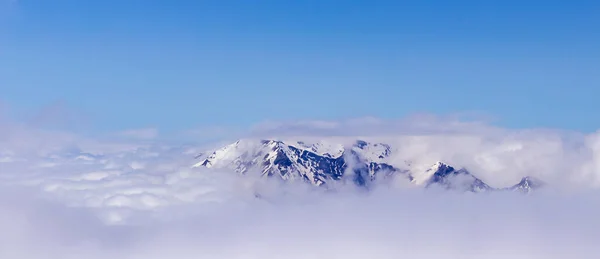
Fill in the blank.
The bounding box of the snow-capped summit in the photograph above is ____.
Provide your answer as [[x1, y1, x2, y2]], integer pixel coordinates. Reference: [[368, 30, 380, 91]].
[[294, 140, 345, 158], [417, 161, 492, 192], [508, 176, 544, 193], [193, 138, 541, 193], [350, 140, 392, 162], [193, 139, 397, 186]]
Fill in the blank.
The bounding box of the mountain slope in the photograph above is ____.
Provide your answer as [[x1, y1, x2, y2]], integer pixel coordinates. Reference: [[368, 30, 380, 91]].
[[419, 162, 492, 192], [193, 139, 398, 186], [507, 176, 544, 193], [193, 139, 541, 193]]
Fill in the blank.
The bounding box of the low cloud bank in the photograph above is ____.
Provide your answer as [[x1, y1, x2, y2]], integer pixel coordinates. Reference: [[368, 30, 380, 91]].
[[1, 114, 600, 258], [0, 179, 599, 259]]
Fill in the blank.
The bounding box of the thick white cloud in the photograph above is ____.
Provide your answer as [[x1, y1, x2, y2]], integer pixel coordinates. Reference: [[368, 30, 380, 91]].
[[1, 177, 599, 258], [1, 114, 600, 258]]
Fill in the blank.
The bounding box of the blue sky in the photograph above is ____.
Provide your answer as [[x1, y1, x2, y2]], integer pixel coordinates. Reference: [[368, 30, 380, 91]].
[[1, 0, 599, 134]]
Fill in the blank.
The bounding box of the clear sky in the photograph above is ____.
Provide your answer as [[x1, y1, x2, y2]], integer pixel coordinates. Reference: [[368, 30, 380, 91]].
[[1, 0, 599, 134]]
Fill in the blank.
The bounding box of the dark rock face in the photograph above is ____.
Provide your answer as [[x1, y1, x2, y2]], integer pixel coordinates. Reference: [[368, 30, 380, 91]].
[[261, 141, 398, 186]]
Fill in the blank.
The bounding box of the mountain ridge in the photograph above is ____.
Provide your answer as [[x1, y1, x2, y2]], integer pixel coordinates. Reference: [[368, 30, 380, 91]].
[[193, 138, 542, 193]]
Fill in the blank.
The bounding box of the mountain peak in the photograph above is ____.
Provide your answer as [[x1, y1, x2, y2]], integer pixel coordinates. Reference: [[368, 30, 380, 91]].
[[193, 139, 542, 193], [260, 139, 284, 146], [193, 139, 398, 186], [429, 161, 453, 173], [510, 176, 544, 193], [416, 161, 492, 192]]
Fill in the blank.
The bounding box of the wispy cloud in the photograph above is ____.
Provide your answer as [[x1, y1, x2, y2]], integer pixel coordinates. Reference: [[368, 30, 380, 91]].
[[117, 128, 160, 140], [248, 114, 502, 137]]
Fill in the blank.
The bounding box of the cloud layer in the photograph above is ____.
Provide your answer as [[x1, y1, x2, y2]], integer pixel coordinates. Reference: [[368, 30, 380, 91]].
[[240, 115, 600, 189], [1, 114, 600, 258], [1, 175, 599, 259]]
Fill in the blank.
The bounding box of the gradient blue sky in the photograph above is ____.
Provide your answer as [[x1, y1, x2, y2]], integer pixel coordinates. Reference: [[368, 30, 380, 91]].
[[1, 0, 599, 134]]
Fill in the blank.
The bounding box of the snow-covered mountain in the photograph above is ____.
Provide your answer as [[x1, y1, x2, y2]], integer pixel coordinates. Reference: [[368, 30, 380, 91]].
[[420, 161, 492, 192], [506, 176, 544, 193], [193, 139, 398, 186], [193, 139, 541, 193]]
